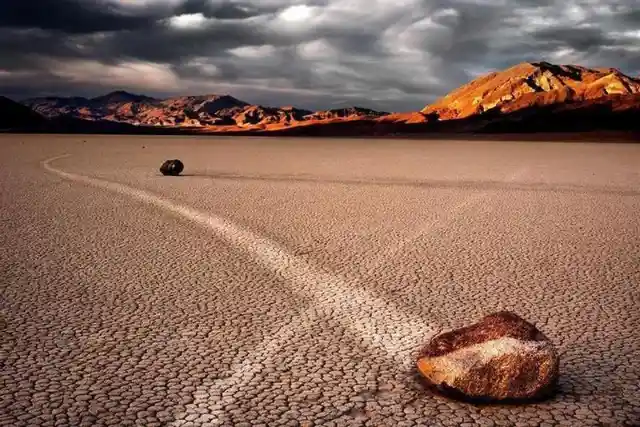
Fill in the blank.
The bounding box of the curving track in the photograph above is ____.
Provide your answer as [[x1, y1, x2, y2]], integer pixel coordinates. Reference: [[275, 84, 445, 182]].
[[1, 135, 639, 426]]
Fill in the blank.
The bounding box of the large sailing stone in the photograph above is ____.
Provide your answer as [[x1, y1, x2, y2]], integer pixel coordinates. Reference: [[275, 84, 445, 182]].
[[416, 311, 559, 402]]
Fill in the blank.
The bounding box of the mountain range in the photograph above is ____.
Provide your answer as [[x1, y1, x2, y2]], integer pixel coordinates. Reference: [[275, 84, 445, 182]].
[[2, 61, 640, 136]]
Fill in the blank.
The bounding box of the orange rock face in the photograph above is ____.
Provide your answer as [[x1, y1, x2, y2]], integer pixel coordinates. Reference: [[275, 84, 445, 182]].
[[376, 112, 430, 124], [422, 62, 640, 120]]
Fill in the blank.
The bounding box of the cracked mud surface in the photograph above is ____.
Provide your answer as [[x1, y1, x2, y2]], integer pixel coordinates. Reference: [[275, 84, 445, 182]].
[[1, 135, 639, 426]]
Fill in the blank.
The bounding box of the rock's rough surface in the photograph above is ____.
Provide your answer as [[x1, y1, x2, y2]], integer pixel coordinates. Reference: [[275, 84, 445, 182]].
[[417, 311, 559, 402], [160, 159, 184, 176]]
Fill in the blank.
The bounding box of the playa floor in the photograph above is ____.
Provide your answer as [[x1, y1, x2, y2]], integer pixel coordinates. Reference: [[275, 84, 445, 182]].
[[1, 135, 639, 426]]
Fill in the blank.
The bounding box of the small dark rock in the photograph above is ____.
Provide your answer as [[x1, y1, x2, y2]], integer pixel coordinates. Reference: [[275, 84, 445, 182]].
[[160, 159, 184, 176]]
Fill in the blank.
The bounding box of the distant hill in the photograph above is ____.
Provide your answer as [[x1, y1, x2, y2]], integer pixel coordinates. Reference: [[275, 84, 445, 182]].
[[91, 90, 158, 105], [463, 93, 640, 133], [304, 107, 389, 121], [0, 96, 47, 130], [421, 62, 640, 120], [2, 95, 163, 134], [20, 92, 388, 129], [23, 96, 94, 118], [6, 61, 640, 136]]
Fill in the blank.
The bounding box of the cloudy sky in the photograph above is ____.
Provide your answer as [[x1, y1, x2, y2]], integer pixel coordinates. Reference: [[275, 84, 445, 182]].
[[1, 0, 639, 111]]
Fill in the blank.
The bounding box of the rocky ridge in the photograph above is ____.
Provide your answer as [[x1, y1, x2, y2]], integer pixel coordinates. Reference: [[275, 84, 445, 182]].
[[22, 92, 386, 129], [422, 61, 640, 120], [8, 61, 640, 135]]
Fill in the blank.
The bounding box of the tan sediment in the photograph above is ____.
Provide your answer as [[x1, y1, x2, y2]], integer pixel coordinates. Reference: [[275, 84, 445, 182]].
[[1, 134, 639, 426]]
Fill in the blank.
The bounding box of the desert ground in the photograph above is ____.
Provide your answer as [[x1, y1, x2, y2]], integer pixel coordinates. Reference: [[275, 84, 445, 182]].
[[1, 134, 639, 427]]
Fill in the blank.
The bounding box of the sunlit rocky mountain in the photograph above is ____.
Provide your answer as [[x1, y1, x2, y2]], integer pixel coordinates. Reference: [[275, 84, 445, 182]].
[[3, 62, 639, 135]]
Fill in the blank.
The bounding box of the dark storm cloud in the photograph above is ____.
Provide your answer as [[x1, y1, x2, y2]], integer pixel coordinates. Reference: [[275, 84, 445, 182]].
[[99, 22, 281, 64], [0, 0, 154, 33], [534, 27, 612, 51], [1, 0, 639, 110], [176, 0, 282, 20], [619, 8, 640, 25]]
